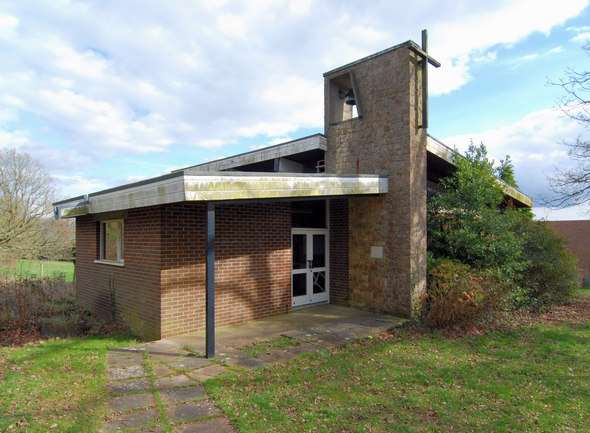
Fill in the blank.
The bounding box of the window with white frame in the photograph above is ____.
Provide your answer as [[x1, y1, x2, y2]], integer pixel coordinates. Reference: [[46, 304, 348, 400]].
[[99, 219, 124, 263]]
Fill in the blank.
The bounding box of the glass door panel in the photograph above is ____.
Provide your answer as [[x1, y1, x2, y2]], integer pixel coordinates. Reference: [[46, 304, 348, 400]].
[[312, 271, 326, 294], [292, 234, 307, 270], [312, 234, 326, 267], [291, 229, 329, 307], [292, 273, 307, 297]]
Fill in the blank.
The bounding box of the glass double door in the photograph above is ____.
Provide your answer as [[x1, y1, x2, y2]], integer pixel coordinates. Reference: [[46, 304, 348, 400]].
[[291, 229, 329, 307]]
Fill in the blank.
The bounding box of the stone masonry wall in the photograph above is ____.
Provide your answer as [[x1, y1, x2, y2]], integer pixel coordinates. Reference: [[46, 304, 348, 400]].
[[325, 46, 427, 318]]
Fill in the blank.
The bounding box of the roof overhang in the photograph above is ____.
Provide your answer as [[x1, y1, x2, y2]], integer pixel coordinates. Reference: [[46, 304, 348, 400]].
[[175, 134, 326, 173], [53, 172, 388, 218], [426, 136, 533, 208]]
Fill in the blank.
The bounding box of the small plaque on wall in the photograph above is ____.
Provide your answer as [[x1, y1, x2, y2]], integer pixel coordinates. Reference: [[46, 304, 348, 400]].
[[370, 246, 384, 259]]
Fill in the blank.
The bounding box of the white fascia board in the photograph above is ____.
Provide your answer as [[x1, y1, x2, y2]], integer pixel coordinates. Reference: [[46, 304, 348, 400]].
[[90, 175, 185, 214], [54, 200, 90, 218], [55, 173, 387, 218], [184, 174, 387, 201]]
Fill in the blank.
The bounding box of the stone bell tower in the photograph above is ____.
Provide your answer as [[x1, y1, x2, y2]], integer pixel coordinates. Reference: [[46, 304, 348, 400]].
[[324, 34, 439, 318]]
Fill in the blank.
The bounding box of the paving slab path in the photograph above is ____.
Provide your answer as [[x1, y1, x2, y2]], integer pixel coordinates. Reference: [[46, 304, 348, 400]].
[[101, 349, 235, 433]]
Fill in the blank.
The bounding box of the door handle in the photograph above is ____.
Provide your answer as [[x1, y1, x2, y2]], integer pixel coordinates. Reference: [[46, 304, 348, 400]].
[[307, 259, 313, 269]]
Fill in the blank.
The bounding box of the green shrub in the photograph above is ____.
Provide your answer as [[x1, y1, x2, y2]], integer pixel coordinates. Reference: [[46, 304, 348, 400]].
[[423, 259, 509, 328], [427, 143, 578, 322], [513, 219, 579, 310], [428, 144, 526, 280]]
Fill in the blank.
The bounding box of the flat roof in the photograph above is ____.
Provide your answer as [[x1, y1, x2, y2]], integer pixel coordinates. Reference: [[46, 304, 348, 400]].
[[175, 133, 326, 173], [426, 135, 533, 208], [54, 172, 388, 218]]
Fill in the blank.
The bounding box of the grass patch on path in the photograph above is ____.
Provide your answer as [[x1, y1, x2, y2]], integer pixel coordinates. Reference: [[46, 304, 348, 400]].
[[242, 336, 300, 358], [206, 303, 590, 432], [0, 335, 135, 433]]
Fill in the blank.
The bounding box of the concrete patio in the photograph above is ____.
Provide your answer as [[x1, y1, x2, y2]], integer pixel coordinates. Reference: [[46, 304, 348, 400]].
[[144, 304, 406, 359]]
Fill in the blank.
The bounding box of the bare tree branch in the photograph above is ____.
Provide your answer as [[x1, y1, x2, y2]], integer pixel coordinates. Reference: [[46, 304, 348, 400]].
[[548, 44, 590, 209], [0, 148, 55, 260]]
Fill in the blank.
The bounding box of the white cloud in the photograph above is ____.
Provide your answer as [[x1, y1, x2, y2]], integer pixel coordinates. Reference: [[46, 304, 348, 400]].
[[0, 128, 30, 147], [216, 14, 248, 39], [473, 51, 498, 64], [571, 32, 590, 43], [567, 25, 590, 32], [52, 174, 109, 198], [442, 107, 589, 215], [249, 136, 293, 150], [427, 0, 588, 94], [0, 0, 587, 182], [0, 14, 18, 31], [568, 25, 590, 43], [546, 46, 564, 55], [534, 203, 590, 220], [510, 46, 563, 68]]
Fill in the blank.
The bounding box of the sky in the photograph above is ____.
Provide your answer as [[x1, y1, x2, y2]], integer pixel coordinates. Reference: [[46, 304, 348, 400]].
[[1, 0, 590, 220]]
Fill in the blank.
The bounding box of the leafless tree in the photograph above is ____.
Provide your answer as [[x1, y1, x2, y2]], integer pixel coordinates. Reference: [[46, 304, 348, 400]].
[[549, 44, 590, 208], [38, 218, 75, 261], [0, 148, 54, 260]]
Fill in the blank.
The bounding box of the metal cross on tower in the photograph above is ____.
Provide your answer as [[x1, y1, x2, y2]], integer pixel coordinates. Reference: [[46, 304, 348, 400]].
[[415, 29, 441, 129]]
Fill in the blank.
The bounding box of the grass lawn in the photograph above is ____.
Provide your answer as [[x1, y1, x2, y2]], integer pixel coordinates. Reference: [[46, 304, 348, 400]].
[[206, 298, 590, 433], [0, 336, 135, 433], [0, 260, 75, 282]]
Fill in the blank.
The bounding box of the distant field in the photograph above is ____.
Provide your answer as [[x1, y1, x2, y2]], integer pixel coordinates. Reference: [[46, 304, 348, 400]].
[[0, 260, 75, 282]]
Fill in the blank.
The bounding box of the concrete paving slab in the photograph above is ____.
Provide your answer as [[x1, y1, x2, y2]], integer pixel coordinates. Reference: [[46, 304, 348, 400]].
[[188, 364, 227, 382], [257, 350, 297, 365], [160, 385, 206, 405], [109, 393, 155, 414], [166, 357, 212, 371], [107, 377, 151, 395], [154, 374, 195, 390], [108, 365, 146, 381], [141, 339, 185, 354], [279, 329, 308, 338], [101, 408, 156, 432], [174, 417, 236, 433], [107, 352, 144, 368], [152, 363, 175, 377], [150, 354, 188, 364], [167, 400, 220, 423], [223, 355, 266, 369], [283, 341, 322, 356]]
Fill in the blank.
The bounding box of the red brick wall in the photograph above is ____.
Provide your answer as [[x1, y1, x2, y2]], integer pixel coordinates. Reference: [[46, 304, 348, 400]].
[[215, 203, 292, 328], [330, 199, 349, 305], [160, 203, 206, 338], [547, 220, 590, 285], [76, 208, 162, 340], [76, 201, 303, 339], [160, 202, 291, 338]]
